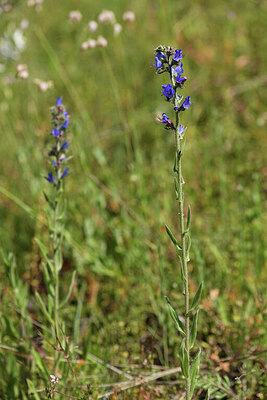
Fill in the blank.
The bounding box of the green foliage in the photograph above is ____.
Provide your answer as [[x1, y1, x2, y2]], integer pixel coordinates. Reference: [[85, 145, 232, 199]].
[[165, 296, 185, 335], [0, 0, 266, 398]]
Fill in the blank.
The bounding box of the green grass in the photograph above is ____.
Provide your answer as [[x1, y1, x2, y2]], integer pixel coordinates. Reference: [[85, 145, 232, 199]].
[[0, 0, 266, 399]]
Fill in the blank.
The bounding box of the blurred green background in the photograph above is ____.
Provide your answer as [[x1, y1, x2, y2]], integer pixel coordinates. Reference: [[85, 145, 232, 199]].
[[0, 0, 266, 399]]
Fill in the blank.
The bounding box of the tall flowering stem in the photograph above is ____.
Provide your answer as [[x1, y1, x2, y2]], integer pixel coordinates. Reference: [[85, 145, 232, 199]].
[[43, 97, 70, 364], [154, 46, 202, 399]]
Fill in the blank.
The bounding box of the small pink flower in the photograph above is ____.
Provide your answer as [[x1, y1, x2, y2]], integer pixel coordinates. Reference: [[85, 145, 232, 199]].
[[50, 374, 59, 384]]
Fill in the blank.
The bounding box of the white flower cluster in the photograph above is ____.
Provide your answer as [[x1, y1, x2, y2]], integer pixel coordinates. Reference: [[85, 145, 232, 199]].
[[27, 0, 43, 12], [81, 9, 135, 51], [16, 64, 28, 79], [69, 10, 82, 23], [0, 0, 12, 13]]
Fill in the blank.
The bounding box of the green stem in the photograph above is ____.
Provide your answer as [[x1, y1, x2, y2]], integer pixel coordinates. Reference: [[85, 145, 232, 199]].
[[175, 111, 190, 400], [53, 140, 62, 367]]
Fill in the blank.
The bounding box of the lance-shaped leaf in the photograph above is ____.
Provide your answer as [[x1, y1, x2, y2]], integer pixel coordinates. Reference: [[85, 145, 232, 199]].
[[59, 270, 77, 309], [35, 238, 54, 275], [35, 291, 54, 325], [190, 348, 201, 399], [43, 191, 54, 210], [205, 388, 211, 400], [189, 282, 203, 313], [165, 296, 185, 335], [186, 233, 191, 262], [189, 309, 199, 349], [178, 339, 186, 377], [178, 255, 186, 284], [42, 262, 54, 296], [174, 177, 179, 200], [55, 247, 63, 272], [165, 224, 182, 250], [27, 379, 42, 400], [183, 347, 189, 378], [186, 206, 191, 232]]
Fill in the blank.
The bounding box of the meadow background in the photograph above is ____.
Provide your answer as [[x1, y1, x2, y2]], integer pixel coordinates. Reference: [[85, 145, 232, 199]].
[[0, 0, 266, 399]]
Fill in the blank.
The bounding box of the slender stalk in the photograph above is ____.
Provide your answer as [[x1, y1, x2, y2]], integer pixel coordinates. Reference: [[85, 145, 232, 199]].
[[175, 111, 190, 400], [53, 147, 61, 331]]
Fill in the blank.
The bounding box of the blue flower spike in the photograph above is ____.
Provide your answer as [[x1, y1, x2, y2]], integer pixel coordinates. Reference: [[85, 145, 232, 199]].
[[46, 97, 70, 185]]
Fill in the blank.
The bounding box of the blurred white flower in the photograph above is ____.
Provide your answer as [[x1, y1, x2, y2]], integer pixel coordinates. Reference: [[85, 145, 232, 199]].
[[1, 3, 12, 12], [16, 64, 28, 79], [88, 20, 98, 32], [27, 0, 43, 11], [13, 29, 26, 51], [98, 10, 115, 24], [123, 11, 135, 22], [114, 23, 122, 36], [18, 71, 29, 79], [69, 10, 82, 23], [96, 36, 107, 47], [16, 64, 27, 72], [87, 39, 96, 48], [81, 41, 89, 50], [33, 78, 53, 91], [21, 19, 29, 30]]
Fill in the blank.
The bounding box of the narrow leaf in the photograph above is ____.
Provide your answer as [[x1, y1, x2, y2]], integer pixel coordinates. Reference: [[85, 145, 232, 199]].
[[35, 292, 54, 325], [59, 270, 77, 309], [186, 206, 191, 231], [189, 310, 199, 349], [205, 388, 211, 400], [42, 262, 54, 296], [174, 177, 179, 200], [183, 347, 189, 378], [179, 339, 186, 377], [178, 255, 186, 284], [165, 296, 185, 334], [35, 238, 54, 274], [32, 348, 50, 379], [165, 224, 182, 250], [26, 380, 42, 400], [43, 191, 54, 210], [55, 247, 63, 272], [190, 282, 203, 312], [190, 348, 201, 399], [186, 233, 191, 262]]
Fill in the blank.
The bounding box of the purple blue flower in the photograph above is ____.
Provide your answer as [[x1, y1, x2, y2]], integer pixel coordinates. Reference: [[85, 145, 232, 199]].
[[56, 97, 63, 107], [52, 128, 60, 137], [157, 113, 174, 129], [178, 124, 185, 136], [61, 141, 68, 150], [181, 96, 191, 110], [176, 75, 187, 85], [159, 113, 170, 124], [61, 168, 69, 179], [173, 49, 183, 63], [46, 172, 56, 183], [174, 63, 184, 76], [61, 120, 69, 129], [154, 52, 166, 71], [162, 84, 175, 100]]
